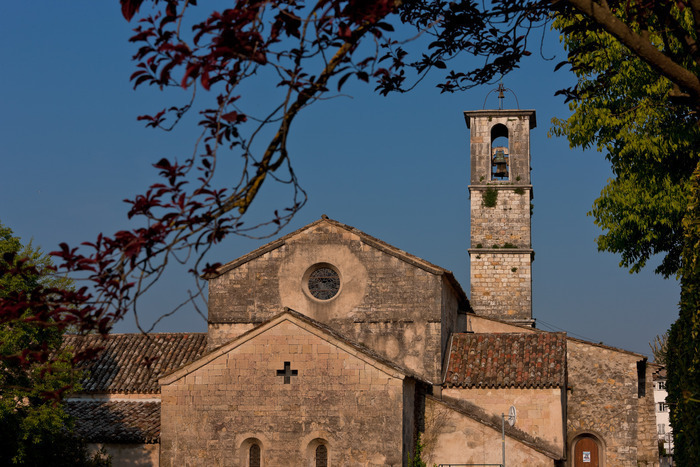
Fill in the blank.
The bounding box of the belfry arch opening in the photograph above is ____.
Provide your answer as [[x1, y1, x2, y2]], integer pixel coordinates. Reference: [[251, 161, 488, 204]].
[[490, 124, 509, 180]]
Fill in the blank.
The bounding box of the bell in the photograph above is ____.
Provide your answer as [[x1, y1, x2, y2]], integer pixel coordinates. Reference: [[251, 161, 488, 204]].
[[492, 149, 508, 178]]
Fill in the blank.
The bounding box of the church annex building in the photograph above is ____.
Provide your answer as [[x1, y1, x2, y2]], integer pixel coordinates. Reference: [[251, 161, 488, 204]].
[[64, 108, 659, 466]]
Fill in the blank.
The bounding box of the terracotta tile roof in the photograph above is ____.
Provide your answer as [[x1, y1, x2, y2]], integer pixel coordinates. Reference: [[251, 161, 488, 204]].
[[66, 400, 160, 443], [444, 332, 566, 389], [63, 333, 208, 393]]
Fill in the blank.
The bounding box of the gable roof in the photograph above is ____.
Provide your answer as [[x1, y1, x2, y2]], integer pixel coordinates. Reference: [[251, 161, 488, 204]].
[[63, 333, 208, 394], [65, 400, 160, 444], [206, 216, 468, 308], [160, 308, 428, 386], [444, 332, 566, 389]]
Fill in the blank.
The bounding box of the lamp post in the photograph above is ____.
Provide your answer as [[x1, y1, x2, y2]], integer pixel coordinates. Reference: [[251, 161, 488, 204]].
[[501, 406, 517, 467]]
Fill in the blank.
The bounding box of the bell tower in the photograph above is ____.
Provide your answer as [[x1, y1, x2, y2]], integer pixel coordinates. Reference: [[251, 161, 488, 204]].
[[464, 101, 536, 326]]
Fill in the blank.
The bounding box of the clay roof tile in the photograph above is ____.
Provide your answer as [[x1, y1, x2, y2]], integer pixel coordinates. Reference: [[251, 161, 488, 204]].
[[65, 400, 160, 443], [444, 332, 566, 389], [62, 333, 208, 394]]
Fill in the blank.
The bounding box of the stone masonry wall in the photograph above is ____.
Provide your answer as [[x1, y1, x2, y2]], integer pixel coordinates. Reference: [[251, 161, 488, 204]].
[[442, 387, 565, 453], [466, 111, 534, 185], [89, 444, 159, 467], [465, 315, 658, 465], [423, 397, 555, 466], [470, 188, 531, 248], [567, 340, 650, 466], [469, 251, 532, 321], [208, 222, 457, 383], [466, 110, 535, 324], [637, 364, 660, 466], [160, 320, 406, 466]]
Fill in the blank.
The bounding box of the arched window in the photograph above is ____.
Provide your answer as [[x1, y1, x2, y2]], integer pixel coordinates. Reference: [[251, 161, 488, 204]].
[[490, 124, 509, 180], [306, 438, 329, 467], [249, 443, 261, 467], [315, 444, 328, 467]]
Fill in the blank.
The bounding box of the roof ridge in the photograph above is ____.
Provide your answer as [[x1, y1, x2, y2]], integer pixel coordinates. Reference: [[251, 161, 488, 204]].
[[64, 332, 207, 338], [467, 314, 647, 358], [160, 307, 433, 386], [207, 216, 460, 279]]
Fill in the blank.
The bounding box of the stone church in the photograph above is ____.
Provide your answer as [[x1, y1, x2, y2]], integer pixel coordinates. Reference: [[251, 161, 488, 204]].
[[64, 108, 659, 466]]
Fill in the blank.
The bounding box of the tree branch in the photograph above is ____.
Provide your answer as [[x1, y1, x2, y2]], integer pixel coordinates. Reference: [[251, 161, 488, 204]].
[[565, 0, 700, 107]]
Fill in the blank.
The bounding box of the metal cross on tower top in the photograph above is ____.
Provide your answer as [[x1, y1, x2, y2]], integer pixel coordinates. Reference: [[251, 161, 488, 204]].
[[482, 83, 520, 110], [497, 83, 506, 110]]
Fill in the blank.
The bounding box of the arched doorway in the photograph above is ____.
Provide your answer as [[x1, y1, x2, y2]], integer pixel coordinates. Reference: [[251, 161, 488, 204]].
[[573, 435, 600, 467]]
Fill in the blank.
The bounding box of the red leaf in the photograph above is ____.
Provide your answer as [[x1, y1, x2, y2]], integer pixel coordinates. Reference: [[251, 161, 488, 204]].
[[120, 0, 144, 21], [201, 71, 211, 90], [221, 111, 240, 122], [338, 22, 352, 39]]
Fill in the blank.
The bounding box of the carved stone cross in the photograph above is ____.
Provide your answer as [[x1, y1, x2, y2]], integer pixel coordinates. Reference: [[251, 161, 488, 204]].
[[276, 361, 298, 384]]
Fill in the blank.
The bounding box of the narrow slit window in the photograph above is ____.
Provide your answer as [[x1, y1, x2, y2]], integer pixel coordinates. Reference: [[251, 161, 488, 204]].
[[637, 360, 646, 397], [249, 443, 260, 467], [315, 444, 328, 467]]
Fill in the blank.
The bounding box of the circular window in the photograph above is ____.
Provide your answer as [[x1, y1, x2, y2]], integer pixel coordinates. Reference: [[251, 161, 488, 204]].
[[307, 266, 340, 300]]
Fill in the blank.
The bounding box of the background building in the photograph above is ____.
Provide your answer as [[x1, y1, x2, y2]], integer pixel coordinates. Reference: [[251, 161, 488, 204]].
[[653, 366, 674, 465]]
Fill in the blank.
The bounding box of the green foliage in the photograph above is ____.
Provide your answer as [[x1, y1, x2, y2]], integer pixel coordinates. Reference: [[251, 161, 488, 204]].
[[552, 9, 700, 462], [589, 176, 687, 277], [666, 167, 700, 465], [407, 433, 428, 467], [551, 13, 699, 278], [0, 222, 107, 466], [514, 187, 525, 195], [503, 242, 516, 249], [483, 187, 498, 207]]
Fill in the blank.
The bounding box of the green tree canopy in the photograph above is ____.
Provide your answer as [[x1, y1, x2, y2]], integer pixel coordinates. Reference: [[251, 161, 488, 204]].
[[551, 13, 700, 278], [551, 7, 700, 462], [0, 222, 108, 466]]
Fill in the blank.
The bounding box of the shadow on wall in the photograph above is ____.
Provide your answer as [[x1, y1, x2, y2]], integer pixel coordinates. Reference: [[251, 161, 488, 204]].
[[88, 443, 159, 467]]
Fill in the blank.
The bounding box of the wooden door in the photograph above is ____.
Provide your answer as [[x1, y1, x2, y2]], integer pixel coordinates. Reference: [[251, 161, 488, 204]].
[[574, 437, 599, 467]]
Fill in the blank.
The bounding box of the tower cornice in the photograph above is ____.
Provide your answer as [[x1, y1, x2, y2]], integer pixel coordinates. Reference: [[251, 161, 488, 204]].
[[463, 109, 536, 129]]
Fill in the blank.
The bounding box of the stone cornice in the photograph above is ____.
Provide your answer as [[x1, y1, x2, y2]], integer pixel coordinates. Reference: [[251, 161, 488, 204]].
[[468, 248, 533, 255], [463, 109, 537, 128], [468, 184, 532, 190]]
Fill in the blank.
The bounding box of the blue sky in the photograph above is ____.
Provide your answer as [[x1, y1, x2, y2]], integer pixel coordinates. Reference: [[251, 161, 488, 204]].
[[0, 2, 679, 358]]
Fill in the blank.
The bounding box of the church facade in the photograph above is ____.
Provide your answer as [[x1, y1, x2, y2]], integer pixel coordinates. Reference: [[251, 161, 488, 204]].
[[66, 108, 659, 466]]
